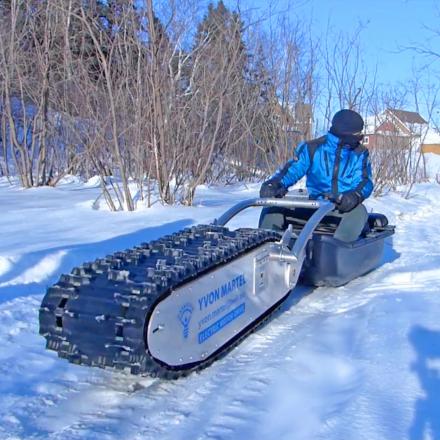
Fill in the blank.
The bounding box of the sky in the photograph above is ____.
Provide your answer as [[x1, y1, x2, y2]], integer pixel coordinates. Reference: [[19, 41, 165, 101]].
[[221, 0, 440, 125], [298, 0, 439, 85], [255, 0, 440, 86]]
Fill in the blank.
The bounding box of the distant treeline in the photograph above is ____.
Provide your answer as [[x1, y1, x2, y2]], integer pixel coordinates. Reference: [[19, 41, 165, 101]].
[[0, 0, 437, 209]]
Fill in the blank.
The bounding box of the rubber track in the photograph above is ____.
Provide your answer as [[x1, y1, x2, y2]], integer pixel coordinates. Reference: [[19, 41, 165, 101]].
[[39, 225, 280, 379]]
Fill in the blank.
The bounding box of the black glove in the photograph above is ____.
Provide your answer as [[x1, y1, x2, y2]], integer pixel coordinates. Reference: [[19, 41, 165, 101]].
[[336, 191, 361, 213], [259, 180, 288, 198]]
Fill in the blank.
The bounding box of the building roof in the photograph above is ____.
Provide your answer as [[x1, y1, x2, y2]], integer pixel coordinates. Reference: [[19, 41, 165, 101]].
[[387, 108, 427, 125]]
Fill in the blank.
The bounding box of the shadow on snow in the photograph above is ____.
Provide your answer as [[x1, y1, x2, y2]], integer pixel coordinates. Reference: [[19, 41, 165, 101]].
[[409, 325, 440, 440], [0, 219, 194, 304]]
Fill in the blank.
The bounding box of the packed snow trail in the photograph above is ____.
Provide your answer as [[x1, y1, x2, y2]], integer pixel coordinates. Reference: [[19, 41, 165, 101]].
[[0, 177, 440, 440]]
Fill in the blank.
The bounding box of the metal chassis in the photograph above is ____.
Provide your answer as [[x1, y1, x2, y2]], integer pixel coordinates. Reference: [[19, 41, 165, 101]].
[[146, 197, 335, 368], [214, 196, 335, 265]]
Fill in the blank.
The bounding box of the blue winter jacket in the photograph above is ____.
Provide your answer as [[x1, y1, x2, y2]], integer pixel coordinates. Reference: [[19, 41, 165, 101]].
[[272, 132, 373, 200]]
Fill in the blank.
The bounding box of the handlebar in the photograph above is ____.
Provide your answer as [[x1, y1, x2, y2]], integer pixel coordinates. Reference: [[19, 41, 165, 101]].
[[213, 197, 334, 227]]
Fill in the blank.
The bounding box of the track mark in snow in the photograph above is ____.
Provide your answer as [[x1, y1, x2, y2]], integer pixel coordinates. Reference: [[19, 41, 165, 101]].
[[0, 250, 66, 286], [0, 255, 16, 277]]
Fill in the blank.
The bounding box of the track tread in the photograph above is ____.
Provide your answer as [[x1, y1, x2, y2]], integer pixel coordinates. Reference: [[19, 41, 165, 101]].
[[39, 225, 280, 379]]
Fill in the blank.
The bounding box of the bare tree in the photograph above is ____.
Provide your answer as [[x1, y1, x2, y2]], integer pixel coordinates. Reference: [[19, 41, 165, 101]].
[[405, 73, 440, 197], [0, 0, 324, 209], [319, 23, 378, 133]]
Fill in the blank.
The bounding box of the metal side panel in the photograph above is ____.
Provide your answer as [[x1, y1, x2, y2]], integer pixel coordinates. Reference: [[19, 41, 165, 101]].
[[147, 243, 299, 367]]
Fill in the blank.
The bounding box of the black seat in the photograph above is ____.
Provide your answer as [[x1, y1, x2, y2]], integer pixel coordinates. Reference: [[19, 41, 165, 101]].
[[367, 213, 389, 229]]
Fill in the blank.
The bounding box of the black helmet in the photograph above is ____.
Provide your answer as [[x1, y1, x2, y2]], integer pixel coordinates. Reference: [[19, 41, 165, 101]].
[[330, 109, 364, 136]]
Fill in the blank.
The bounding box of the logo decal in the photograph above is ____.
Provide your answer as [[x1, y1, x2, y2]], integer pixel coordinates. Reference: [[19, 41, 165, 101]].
[[198, 302, 246, 344], [178, 303, 193, 339], [197, 274, 246, 311]]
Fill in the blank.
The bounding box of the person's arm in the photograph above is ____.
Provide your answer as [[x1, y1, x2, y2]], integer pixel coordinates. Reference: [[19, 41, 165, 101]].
[[260, 143, 310, 197], [352, 149, 373, 201]]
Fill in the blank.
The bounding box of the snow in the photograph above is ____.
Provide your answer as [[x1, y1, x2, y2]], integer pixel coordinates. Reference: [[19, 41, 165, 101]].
[[423, 127, 440, 145], [424, 153, 440, 180], [1, 175, 440, 440]]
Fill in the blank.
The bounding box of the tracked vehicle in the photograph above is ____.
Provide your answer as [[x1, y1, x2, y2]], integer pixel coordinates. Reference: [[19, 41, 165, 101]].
[[39, 196, 394, 378]]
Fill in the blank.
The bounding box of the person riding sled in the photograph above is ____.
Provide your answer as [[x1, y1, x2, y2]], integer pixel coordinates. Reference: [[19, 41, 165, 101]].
[[259, 109, 373, 242]]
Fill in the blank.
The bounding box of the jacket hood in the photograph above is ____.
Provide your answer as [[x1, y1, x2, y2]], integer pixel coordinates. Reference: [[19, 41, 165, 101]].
[[327, 131, 363, 149]]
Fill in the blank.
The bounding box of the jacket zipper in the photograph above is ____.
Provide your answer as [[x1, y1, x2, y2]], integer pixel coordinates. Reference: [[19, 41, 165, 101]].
[[324, 151, 330, 176], [332, 143, 343, 195], [341, 153, 351, 177]]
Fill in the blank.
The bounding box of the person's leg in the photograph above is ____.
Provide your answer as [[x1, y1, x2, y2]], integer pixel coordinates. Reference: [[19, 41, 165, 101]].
[[259, 205, 367, 240], [333, 204, 368, 242]]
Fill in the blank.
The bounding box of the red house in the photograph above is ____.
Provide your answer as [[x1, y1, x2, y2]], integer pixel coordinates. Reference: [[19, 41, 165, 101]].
[[364, 108, 427, 150]]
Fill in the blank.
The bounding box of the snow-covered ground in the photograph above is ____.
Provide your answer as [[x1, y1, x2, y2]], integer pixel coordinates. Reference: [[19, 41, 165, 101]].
[[425, 153, 440, 181], [1, 175, 440, 440]]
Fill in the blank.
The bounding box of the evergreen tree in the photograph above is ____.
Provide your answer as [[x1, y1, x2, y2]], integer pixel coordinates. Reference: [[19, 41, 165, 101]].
[[189, 1, 248, 179], [193, 1, 246, 77]]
